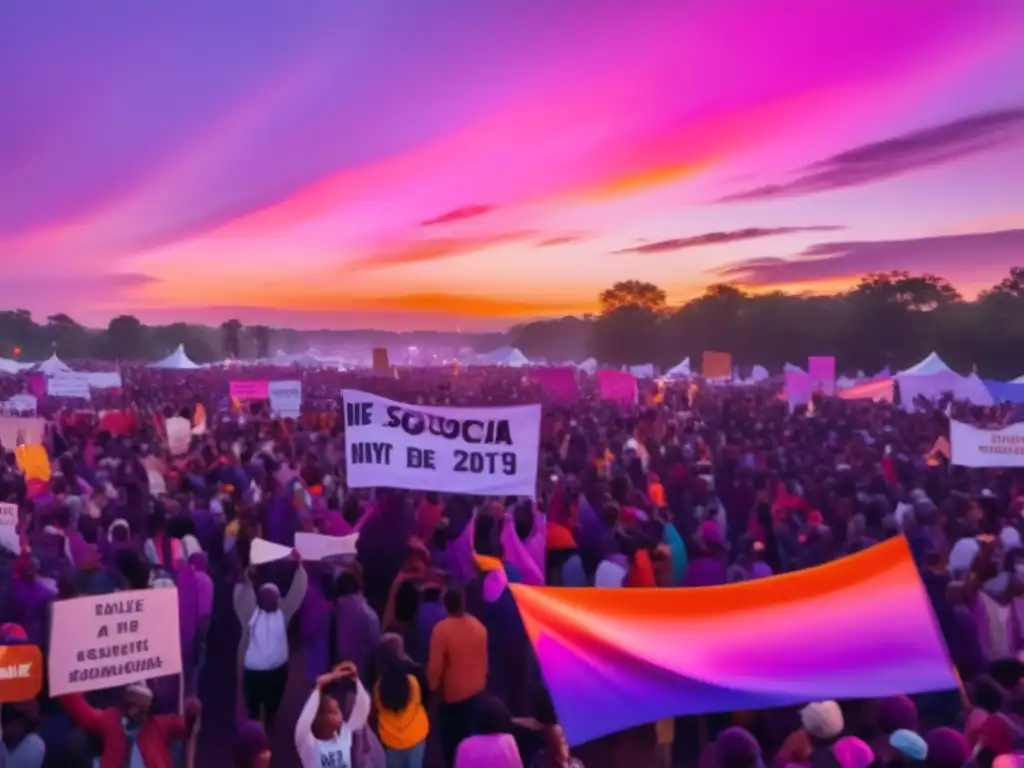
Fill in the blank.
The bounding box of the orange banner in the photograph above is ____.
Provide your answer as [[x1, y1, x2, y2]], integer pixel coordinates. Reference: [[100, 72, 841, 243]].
[[702, 350, 732, 379]]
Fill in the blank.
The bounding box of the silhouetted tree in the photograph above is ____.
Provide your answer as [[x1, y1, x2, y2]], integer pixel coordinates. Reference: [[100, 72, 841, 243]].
[[102, 315, 148, 360], [221, 319, 243, 359], [250, 325, 272, 359]]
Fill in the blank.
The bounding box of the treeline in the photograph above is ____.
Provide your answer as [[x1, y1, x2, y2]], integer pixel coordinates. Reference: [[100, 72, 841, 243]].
[[508, 269, 1024, 379], [0, 312, 272, 364]]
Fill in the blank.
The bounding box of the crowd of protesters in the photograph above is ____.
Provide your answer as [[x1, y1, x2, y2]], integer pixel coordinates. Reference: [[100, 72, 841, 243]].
[[0, 361, 1023, 768]]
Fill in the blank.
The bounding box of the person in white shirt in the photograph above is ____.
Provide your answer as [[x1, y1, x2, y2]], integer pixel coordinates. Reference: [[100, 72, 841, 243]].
[[235, 557, 308, 731], [294, 661, 371, 768]]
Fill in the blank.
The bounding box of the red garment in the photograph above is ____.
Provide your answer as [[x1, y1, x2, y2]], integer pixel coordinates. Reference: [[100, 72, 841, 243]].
[[625, 550, 657, 587], [881, 455, 898, 487], [60, 693, 187, 768]]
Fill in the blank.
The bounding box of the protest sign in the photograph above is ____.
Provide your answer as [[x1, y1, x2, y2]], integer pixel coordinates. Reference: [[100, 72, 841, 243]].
[[596, 371, 637, 406], [702, 351, 732, 379], [268, 380, 302, 418], [295, 532, 359, 561], [48, 588, 182, 696], [342, 389, 541, 496], [808, 356, 837, 396], [230, 380, 269, 400], [530, 368, 579, 403], [250, 537, 293, 565], [0, 417, 44, 448], [785, 371, 811, 410], [950, 419, 1024, 468], [0, 503, 19, 555], [0, 645, 43, 703], [84, 372, 123, 390], [511, 537, 955, 747], [165, 416, 191, 456], [1, 395, 37, 414], [47, 373, 91, 399]]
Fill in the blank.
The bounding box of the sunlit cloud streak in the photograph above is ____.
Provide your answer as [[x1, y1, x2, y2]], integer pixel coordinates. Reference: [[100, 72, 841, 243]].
[[614, 226, 845, 255]]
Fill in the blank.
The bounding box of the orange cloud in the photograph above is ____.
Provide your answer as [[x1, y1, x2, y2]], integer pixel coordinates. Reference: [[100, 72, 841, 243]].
[[343, 231, 533, 271], [339, 293, 595, 319]]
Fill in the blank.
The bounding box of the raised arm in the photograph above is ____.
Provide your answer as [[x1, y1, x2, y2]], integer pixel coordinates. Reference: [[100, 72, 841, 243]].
[[294, 686, 321, 768], [232, 569, 257, 626], [346, 678, 371, 732], [280, 562, 309, 620]]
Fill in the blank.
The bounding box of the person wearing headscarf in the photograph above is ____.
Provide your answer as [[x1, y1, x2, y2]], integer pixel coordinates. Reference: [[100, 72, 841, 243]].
[[59, 681, 201, 768], [453, 695, 525, 768], [372, 637, 429, 767], [294, 661, 371, 768], [832, 736, 874, 768], [235, 553, 308, 731], [715, 726, 763, 768], [923, 728, 969, 768], [801, 701, 845, 768], [888, 729, 928, 764]]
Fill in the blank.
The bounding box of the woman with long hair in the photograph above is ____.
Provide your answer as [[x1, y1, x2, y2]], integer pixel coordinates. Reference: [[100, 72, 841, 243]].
[[373, 636, 429, 768]]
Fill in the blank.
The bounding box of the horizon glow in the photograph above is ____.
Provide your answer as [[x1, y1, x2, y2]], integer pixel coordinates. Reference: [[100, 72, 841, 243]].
[[1, 0, 1023, 331]]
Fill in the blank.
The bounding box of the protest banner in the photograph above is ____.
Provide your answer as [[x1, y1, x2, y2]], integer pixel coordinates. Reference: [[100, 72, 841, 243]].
[[342, 389, 540, 496], [702, 350, 732, 379], [268, 380, 302, 418], [83, 372, 123, 390], [295, 532, 359, 561], [950, 419, 1024, 468], [0, 502, 19, 555], [230, 380, 269, 400], [0, 645, 43, 703], [511, 537, 955, 747], [808, 356, 837, 395], [372, 348, 390, 375], [47, 373, 91, 399], [48, 588, 182, 697], [596, 371, 637, 406]]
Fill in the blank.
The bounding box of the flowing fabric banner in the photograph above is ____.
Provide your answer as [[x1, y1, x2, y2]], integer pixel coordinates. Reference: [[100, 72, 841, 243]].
[[808, 356, 837, 395], [702, 350, 732, 379], [510, 537, 955, 747], [530, 368, 580, 403]]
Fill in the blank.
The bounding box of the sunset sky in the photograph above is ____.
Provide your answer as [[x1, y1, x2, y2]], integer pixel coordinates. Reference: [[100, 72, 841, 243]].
[[1, 0, 1023, 331]]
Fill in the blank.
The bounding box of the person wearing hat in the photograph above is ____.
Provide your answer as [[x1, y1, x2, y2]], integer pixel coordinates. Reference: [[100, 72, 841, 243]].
[[59, 681, 201, 768], [801, 701, 845, 768]]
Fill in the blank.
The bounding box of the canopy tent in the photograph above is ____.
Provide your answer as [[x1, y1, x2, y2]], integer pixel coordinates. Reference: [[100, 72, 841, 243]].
[[0, 357, 32, 375], [35, 353, 73, 375], [577, 358, 598, 374], [481, 347, 530, 367], [898, 352, 953, 377], [149, 344, 200, 370], [664, 358, 691, 378], [783, 362, 804, 374], [629, 363, 655, 378]]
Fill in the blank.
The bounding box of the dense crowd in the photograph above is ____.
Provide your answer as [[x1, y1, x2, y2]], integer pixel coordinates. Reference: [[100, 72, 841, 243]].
[[1, 363, 1023, 768]]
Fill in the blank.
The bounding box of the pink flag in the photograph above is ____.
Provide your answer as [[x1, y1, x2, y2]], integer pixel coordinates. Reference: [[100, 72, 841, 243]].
[[597, 371, 638, 406], [530, 367, 579, 403], [785, 371, 811, 410]]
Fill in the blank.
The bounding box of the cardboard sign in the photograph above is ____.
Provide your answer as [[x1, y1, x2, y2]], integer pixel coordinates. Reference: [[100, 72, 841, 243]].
[[48, 588, 182, 696], [0, 645, 43, 702], [295, 532, 359, 561], [0, 502, 19, 555], [342, 389, 541, 497], [596, 371, 638, 406], [249, 537, 293, 565], [268, 380, 302, 418]]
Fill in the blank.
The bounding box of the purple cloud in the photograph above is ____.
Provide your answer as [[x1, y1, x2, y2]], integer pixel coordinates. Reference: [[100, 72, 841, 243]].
[[537, 233, 587, 247], [713, 229, 1024, 291], [420, 205, 496, 227], [720, 108, 1024, 202], [615, 226, 844, 254]]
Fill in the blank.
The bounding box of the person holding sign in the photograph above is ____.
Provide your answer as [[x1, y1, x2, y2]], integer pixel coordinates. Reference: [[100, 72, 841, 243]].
[[59, 681, 201, 768], [234, 554, 308, 731], [294, 660, 371, 768]]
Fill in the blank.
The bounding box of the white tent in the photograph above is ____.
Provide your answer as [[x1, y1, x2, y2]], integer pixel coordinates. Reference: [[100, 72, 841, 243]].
[[577, 358, 598, 374], [149, 344, 200, 370], [783, 362, 805, 374], [0, 357, 31, 375], [481, 347, 529, 367], [629, 363, 655, 378], [35, 353, 72, 375], [664, 358, 691, 378], [898, 352, 953, 377]]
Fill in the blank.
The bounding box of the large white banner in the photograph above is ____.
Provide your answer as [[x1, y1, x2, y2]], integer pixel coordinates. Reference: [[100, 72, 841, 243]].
[[48, 588, 182, 696], [47, 373, 92, 399], [269, 380, 302, 418], [342, 389, 540, 497], [950, 419, 1024, 468]]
